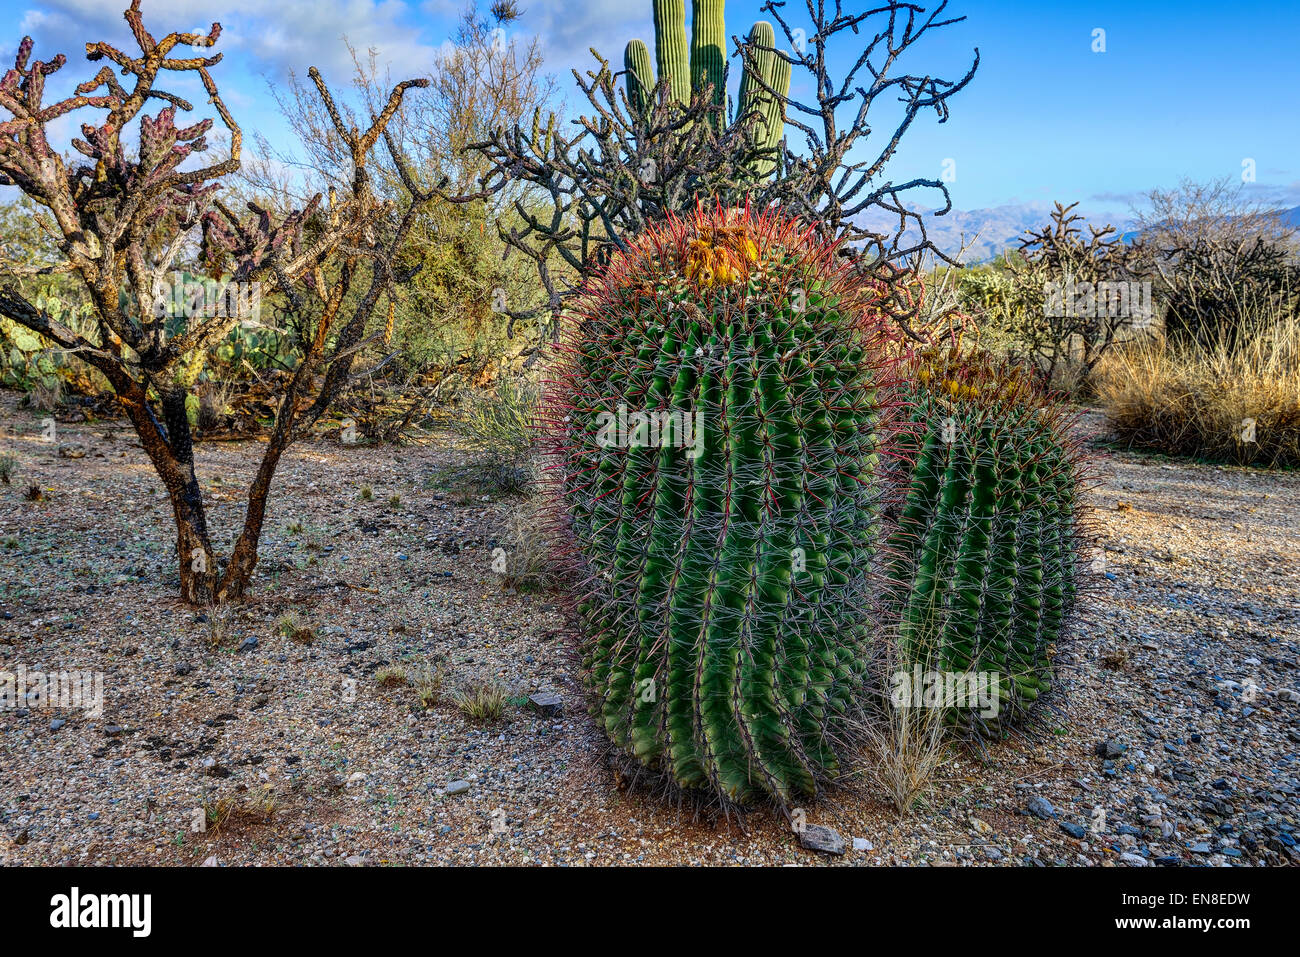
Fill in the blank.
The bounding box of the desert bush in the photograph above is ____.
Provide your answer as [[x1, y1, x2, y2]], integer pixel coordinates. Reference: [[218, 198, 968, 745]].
[[449, 374, 537, 494], [1095, 310, 1300, 468], [1131, 178, 1300, 348], [975, 203, 1149, 391]]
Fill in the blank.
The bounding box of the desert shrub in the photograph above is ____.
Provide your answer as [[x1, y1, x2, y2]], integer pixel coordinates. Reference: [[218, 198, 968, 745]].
[[978, 203, 1148, 392], [450, 374, 537, 494], [1095, 310, 1300, 467], [1131, 178, 1300, 348]]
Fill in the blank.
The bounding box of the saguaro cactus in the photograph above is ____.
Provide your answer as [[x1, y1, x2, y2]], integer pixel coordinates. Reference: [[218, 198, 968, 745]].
[[623, 0, 790, 176], [542, 204, 902, 805]]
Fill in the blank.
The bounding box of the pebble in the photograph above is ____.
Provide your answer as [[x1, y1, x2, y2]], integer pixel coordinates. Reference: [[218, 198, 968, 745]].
[[797, 825, 845, 856]]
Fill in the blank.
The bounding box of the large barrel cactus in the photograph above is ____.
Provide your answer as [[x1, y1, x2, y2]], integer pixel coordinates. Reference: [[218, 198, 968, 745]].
[[886, 344, 1086, 732], [542, 205, 901, 805]]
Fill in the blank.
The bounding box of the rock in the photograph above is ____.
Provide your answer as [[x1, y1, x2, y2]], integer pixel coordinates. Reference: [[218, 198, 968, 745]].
[[852, 837, 873, 852], [344, 855, 365, 867], [1059, 821, 1087, 839], [1119, 852, 1150, 867], [346, 772, 366, 787], [49, 719, 65, 731], [201, 856, 220, 867], [446, 779, 472, 796], [174, 663, 194, 676], [1096, 739, 1126, 760], [798, 824, 845, 856], [237, 636, 258, 653], [1027, 796, 1056, 819], [528, 691, 563, 715], [970, 817, 993, 835], [984, 847, 1003, 861]]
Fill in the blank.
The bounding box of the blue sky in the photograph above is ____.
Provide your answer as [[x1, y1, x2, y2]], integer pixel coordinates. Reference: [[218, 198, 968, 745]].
[[4, 0, 1298, 220]]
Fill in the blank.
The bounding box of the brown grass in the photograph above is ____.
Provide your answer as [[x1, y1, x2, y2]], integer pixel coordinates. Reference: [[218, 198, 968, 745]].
[[1095, 314, 1300, 467]]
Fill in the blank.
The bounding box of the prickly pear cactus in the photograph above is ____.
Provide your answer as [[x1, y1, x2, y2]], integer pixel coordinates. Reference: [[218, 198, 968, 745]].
[[542, 205, 901, 804], [887, 345, 1086, 732]]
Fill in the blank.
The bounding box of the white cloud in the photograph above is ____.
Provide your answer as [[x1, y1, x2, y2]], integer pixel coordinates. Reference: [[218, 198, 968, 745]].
[[11, 0, 441, 83]]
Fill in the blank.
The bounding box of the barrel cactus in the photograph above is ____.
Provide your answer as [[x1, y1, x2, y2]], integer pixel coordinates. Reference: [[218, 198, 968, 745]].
[[886, 344, 1086, 732], [623, 0, 790, 178], [542, 205, 901, 805]]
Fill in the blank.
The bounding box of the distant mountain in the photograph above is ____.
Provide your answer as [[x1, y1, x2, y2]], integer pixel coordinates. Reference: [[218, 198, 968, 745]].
[[853, 201, 1300, 266], [853, 201, 1132, 265]]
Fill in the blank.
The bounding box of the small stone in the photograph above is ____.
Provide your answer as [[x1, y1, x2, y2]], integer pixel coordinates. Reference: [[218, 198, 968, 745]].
[[237, 636, 258, 653], [852, 837, 873, 852], [49, 719, 65, 731], [201, 856, 220, 867], [798, 824, 845, 856], [174, 663, 194, 676], [1095, 739, 1126, 760], [346, 771, 366, 787], [970, 817, 993, 835], [1027, 796, 1056, 819], [446, 779, 472, 796], [1119, 852, 1149, 867], [1059, 821, 1087, 839], [528, 692, 563, 716]]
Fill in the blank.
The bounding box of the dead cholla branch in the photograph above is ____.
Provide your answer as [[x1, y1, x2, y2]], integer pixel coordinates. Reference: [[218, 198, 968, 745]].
[[0, 1, 474, 605]]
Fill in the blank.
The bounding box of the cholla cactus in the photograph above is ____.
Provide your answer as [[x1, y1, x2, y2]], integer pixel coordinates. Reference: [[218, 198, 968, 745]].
[[541, 204, 902, 805], [887, 344, 1087, 732]]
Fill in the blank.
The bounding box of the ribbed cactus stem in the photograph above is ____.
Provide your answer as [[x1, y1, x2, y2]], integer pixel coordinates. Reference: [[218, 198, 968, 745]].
[[622, 1, 789, 182], [624, 38, 655, 114], [653, 0, 690, 106], [736, 21, 789, 180], [689, 0, 726, 126], [888, 348, 1085, 732]]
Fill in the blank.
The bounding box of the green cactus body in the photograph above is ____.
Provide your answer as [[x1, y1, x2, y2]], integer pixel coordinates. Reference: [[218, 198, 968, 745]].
[[624, 0, 790, 179], [888, 349, 1085, 731], [689, 0, 726, 124], [546, 206, 900, 804]]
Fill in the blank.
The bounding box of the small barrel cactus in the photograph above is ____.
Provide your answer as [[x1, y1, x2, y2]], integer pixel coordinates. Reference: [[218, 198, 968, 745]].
[[886, 344, 1086, 732], [542, 205, 901, 805]]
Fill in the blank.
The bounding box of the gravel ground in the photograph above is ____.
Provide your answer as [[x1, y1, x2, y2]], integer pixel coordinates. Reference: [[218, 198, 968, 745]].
[[1, 396, 1296, 866]]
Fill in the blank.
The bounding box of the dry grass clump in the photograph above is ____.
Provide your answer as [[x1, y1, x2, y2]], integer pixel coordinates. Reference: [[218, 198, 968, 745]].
[[496, 496, 565, 593], [452, 680, 508, 722], [1095, 313, 1300, 467]]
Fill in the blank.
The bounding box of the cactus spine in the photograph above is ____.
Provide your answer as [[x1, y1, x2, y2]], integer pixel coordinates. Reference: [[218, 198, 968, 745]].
[[544, 205, 900, 804]]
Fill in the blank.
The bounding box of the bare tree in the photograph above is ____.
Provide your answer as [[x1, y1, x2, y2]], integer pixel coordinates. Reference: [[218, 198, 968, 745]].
[[469, 0, 978, 352], [0, 1, 437, 604], [1131, 177, 1299, 346]]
